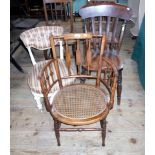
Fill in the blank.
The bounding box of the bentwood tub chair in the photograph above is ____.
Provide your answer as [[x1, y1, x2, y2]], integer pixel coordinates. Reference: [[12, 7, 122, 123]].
[[39, 33, 117, 146]]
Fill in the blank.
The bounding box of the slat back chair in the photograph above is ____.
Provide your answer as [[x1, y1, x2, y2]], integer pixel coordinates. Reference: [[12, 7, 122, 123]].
[[79, 2, 132, 105], [39, 33, 118, 146], [43, 0, 73, 32], [20, 26, 75, 110]]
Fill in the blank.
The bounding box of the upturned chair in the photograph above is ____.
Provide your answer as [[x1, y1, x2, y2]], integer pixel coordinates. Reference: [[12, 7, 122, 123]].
[[79, 2, 132, 105], [20, 26, 75, 110], [39, 33, 117, 146], [43, 0, 73, 32]]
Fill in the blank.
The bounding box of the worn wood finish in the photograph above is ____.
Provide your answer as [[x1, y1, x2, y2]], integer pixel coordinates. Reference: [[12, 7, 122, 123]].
[[79, 2, 132, 105], [39, 33, 117, 146], [10, 18, 145, 154], [43, 0, 73, 32]]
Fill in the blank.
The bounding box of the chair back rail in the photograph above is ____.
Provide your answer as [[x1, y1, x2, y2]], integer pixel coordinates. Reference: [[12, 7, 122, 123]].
[[20, 26, 64, 65], [79, 2, 132, 55]]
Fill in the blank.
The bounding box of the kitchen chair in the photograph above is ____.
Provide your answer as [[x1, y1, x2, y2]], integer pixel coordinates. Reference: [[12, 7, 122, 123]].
[[43, 0, 73, 32], [20, 26, 75, 110], [79, 2, 132, 105], [39, 33, 117, 146]]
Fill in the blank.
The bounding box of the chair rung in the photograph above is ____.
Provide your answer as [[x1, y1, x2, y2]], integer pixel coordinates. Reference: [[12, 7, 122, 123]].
[[60, 128, 103, 132]]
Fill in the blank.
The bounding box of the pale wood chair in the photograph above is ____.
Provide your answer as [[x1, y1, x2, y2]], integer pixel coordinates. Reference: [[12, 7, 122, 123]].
[[79, 2, 132, 105], [39, 33, 117, 146], [20, 26, 75, 110], [43, 0, 74, 32]]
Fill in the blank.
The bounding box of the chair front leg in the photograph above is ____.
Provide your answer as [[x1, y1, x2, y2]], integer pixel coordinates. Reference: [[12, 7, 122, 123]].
[[54, 119, 61, 146], [100, 118, 106, 146], [117, 68, 123, 106]]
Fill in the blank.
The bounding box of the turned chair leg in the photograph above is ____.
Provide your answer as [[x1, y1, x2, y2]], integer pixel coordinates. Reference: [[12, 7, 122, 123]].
[[100, 119, 106, 146], [54, 120, 61, 146], [117, 68, 123, 106]]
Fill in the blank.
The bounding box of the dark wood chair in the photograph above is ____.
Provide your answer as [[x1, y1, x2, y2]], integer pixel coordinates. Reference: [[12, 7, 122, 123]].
[[39, 33, 117, 146], [79, 2, 132, 105], [43, 0, 73, 32]]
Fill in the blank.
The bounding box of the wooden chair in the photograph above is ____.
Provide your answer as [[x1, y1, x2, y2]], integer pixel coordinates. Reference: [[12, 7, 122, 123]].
[[20, 26, 75, 110], [39, 33, 117, 146], [79, 2, 132, 105], [43, 0, 73, 32]]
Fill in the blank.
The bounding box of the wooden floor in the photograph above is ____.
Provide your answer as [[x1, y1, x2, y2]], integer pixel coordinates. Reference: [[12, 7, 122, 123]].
[[10, 19, 145, 155]]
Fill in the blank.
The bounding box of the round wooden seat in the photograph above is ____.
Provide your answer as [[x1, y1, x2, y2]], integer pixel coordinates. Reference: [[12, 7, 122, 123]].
[[89, 54, 122, 71], [52, 84, 110, 125]]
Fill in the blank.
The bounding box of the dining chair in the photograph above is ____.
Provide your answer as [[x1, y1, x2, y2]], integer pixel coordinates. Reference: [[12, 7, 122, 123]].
[[79, 2, 132, 105], [39, 33, 117, 146], [43, 0, 73, 32], [20, 26, 75, 110]]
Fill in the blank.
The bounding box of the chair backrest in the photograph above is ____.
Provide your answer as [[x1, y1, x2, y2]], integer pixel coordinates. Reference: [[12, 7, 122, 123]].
[[20, 26, 64, 65], [43, 0, 73, 32], [79, 2, 132, 55], [39, 33, 118, 111]]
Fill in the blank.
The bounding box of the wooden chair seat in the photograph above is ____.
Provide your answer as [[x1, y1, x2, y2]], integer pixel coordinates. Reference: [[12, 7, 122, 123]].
[[83, 50, 122, 72], [28, 59, 76, 95], [51, 84, 110, 125], [104, 54, 122, 70]]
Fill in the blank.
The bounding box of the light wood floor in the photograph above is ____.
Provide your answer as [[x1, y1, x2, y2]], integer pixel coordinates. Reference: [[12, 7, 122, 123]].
[[10, 19, 145, 155]]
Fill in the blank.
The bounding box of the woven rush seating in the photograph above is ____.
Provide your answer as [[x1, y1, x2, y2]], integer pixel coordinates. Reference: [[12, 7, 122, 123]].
[[52, 84, 110, 125]]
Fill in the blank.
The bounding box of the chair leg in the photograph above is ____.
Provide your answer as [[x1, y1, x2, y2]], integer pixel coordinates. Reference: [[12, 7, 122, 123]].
[[117, 69, 123, 106], [34, 96, 42, 111], [10, 55, 24, 73], [100, 119, 106, 146], [54, 120, 61, 146]]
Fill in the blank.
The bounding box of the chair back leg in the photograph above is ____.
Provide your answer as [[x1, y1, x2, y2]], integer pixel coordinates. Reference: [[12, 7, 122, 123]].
[[100, 119, 107, 146], [117, 68, 123, 105]]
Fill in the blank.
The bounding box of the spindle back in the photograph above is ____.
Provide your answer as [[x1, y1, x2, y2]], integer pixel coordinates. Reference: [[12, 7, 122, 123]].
[[79, 2, 132, 55], [40, 33, 118, 111]]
